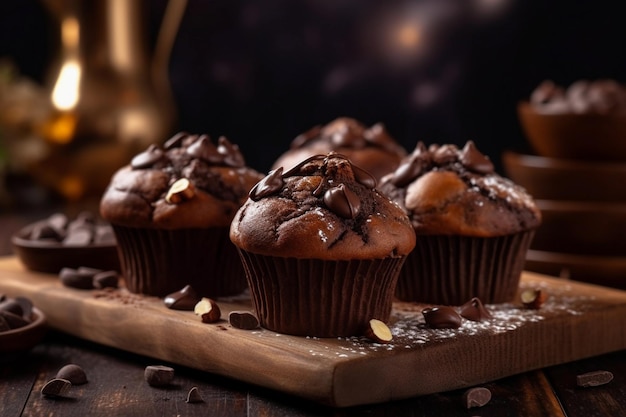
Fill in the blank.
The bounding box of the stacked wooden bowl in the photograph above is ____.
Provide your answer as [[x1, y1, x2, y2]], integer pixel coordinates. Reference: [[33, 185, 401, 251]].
[[504, 94, 626, 290]]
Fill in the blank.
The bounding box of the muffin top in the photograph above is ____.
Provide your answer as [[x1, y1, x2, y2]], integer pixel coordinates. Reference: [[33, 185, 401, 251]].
[[100, 132, 264, 229], [272, 117, 407, 180], [379, 141, 541, 237], [230, 153, 416, 259]]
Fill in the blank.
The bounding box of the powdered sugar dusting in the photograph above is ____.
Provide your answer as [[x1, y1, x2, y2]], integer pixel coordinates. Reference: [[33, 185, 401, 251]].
[[284, 278, 599, 358]]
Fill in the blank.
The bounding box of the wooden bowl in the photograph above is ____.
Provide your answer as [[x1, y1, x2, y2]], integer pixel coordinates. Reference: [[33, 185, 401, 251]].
[[531, 200, 626, 257], [12, 221, 120, 274], [502, 151, 626, 202], [517, 101, 626, 162], [525, 249, 626, 290], [0, 307, 47, 353]]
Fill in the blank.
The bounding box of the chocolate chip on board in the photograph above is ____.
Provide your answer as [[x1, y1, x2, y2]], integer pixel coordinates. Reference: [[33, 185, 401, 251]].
[[422, 306, 462, 329], [228, 311, 259, 330]]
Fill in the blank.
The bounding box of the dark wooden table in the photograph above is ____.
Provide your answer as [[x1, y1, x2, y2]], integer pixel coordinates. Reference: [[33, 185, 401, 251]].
[[1, 210, 625, 417]]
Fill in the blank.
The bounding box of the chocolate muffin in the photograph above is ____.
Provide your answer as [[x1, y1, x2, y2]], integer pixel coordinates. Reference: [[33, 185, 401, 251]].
[[379, 141, 541, 305], [272, 117, 407, 181], [230, 153, 416, 337], [100, 132, 263, 297]]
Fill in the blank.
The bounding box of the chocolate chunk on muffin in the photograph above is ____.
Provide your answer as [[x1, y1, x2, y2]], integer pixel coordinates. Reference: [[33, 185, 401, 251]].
[[230, 153, 415, 337], [379, 141, 541, 304]]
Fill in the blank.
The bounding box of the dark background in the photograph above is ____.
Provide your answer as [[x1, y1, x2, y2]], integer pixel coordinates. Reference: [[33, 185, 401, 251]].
[[2, 0, 626, 174]]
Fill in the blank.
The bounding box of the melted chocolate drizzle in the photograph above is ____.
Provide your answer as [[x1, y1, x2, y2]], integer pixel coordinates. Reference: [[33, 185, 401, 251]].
[[249, 168, 284, 201]]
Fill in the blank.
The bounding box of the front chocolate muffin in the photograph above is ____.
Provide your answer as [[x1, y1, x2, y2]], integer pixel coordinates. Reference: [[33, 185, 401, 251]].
[[100, 132, 263, 297], [379, 141, 541, 305], [230, 153, 415, 337]]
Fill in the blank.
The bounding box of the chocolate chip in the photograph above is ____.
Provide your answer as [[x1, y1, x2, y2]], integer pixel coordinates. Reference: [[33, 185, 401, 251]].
[[459, 141, 494, 174], [351, 164, 377, 189], [576, 370, 614, 387], [217, 136, 245, 167], [55, 364, 88, 385], [422, 306, 462, 329], [458, 297, 492, 322], [432, 144, 458, 165], [186, 135, 222, 164], [163, 131, 189, 149], [92, 271, 119, 289], [41, 378, 72, 397], [462, 387, 492, 409], [0, 310, 30, 329], [186, 386, 204, 403], [164, 285, 201, 311], [131, 144, 165, 169], [0, 298, 24, 316], [228, 311, 259, 330], [144, 365, 175, 387], [0, 316, 10, 332], [30, 222, 63, 241], [249, 168, 284, 201], [93, 225, 116, 244], [63, 226, 95, 246], [323, 184, 361, 219], [59, 267, 95, 290]]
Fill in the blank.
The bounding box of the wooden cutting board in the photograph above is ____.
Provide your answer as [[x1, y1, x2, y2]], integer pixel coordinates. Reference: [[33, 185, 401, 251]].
[[1, 256, 626, 407]]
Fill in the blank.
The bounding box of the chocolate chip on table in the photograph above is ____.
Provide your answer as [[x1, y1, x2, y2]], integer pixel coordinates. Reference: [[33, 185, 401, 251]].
[[422, 306, 462, 329], [164, 285, 201, 311], [41, 378, 72, 397], [186, 386, 204, 403], [0, 298, 24, 317], [144, 365, 175, 387], [228, 311, 260, 330], [576, 370, 614, 387], [0, 295, 35, 332], [62, 227, 93, 246], [55, 364, 88, 385], [462, 387, 492, 409], [0, 310, 30, 329]]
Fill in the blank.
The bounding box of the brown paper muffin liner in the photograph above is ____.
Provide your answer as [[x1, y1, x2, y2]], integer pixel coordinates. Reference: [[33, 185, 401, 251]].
[[396, 231, 535, 305], [236, 251, 406, 337], [112, 226, 247, 297]]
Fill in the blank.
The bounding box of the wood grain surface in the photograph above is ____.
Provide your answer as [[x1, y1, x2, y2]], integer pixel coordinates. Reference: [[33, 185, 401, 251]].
[[1, 256, 626, 408]]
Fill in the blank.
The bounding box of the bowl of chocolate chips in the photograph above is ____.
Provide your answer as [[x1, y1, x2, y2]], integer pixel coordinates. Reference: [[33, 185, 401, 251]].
[[518, 79, 626, 162], [11, 211, 120, 274], [0, 295, 47, 353]]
